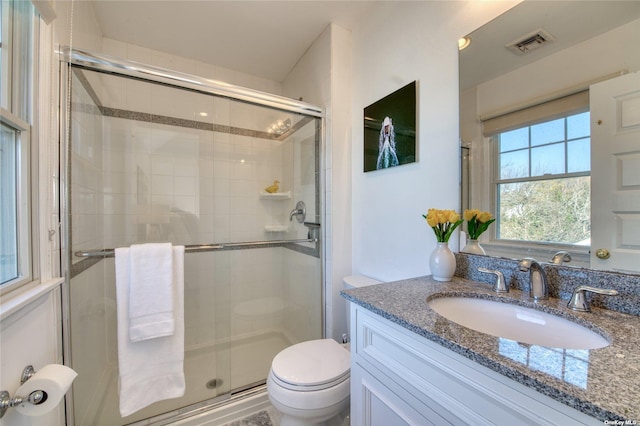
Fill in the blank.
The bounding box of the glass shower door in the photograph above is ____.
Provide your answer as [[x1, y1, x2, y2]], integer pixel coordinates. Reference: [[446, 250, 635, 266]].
[[65, 60, 321, 425], [67, 67, 231, 425]]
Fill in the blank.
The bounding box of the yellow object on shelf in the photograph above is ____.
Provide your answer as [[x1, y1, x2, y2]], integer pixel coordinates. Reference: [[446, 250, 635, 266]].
[[264, 180, 279, 193]]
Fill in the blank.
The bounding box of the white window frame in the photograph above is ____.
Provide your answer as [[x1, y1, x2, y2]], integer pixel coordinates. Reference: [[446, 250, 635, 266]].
[[475, 99, 593, 264], [489, 114, 591, 244], [0, 0, 37, 297], [1, 0, 12, 110]]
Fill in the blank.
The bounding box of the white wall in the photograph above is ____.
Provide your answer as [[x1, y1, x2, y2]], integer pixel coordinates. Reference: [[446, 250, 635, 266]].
[[282, 23, 353, 339], [0, 292, 63, 426], [100, 39, 281, 95], [476, 18, 640, 118], [350, 2, 518, 282]]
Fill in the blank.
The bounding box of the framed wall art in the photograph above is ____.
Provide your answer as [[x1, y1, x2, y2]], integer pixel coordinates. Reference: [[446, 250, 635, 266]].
[[363, 81, 417, 172]]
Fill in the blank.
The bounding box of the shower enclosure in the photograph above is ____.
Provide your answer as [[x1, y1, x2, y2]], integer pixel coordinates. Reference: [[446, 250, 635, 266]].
[[61, 49, 323, 425]]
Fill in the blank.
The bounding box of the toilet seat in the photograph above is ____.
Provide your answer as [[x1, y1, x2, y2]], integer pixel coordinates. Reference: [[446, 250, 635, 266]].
[[270, 339, 350, 391]]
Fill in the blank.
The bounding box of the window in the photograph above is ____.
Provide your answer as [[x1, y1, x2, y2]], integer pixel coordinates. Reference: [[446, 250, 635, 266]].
[[1, 0, 34, 119], [0, 123, 18, 283], [1, 113, 31, 287], [0, 0, 35, 292], [493, 111, 591, 245]]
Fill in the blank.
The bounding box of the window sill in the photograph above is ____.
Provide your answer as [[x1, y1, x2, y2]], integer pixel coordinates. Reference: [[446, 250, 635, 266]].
[[0, 277, 64, 322], [477, 241, 590, 268]]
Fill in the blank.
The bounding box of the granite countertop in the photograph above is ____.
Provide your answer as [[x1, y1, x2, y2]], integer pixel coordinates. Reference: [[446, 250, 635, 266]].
[[341, 275, 640, 422]]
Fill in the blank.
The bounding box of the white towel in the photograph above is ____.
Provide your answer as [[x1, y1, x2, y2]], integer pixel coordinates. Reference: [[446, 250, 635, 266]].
[[128, 242, 175, 342], [115, 245, 185, 417]]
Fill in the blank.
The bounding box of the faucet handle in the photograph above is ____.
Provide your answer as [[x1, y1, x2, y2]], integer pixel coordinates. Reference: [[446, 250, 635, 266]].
[[550, 251, 572, 264], [289, 201, 306, 223], [478, 267, 508, 293], [567, 285, 619, 312]]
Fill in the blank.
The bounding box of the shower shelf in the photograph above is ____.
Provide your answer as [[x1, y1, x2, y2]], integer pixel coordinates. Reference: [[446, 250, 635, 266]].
[[264, 225, 289, 232], [259, 191, 291, 200]]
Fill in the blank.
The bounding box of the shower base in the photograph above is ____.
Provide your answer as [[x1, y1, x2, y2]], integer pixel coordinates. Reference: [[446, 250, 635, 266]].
[[84, 330, 291, 425]]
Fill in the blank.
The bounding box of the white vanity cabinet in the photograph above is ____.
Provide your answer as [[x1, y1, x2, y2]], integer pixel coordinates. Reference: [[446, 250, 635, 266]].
[[349, 304, 601, 426]]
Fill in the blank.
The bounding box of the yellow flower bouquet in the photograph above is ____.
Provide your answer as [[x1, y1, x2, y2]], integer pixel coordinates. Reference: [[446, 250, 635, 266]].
[[463, 209, 496, 240], [423, 209, 463, 243]]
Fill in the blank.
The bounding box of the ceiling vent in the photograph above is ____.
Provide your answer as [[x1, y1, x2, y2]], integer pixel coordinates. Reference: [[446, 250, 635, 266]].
[[505, 28, 556, 55]]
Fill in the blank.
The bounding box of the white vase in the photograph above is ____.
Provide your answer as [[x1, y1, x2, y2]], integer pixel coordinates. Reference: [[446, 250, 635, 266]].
[[461, 239, 486, 255], [429, 242, 456, 282]]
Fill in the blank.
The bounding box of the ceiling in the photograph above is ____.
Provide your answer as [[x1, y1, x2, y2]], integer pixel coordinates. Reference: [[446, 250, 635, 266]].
[[460, 1, 640, 90], [86, 1, 640, 93], [90, 0, 379, 82]]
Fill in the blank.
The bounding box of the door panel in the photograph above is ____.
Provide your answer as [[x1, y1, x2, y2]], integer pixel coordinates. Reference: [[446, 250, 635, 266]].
[[590, 72, 640, 272]]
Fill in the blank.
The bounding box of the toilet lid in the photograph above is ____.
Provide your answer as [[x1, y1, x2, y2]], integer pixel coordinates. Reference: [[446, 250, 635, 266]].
[[271, 339, 350, 389]]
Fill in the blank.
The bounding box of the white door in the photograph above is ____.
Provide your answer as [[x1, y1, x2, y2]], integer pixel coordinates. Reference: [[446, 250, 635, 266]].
[[590, 72, 640, 272]]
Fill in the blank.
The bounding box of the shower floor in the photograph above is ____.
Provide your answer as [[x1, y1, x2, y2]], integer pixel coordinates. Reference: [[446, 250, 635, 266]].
[[89, 331, 291, 426]]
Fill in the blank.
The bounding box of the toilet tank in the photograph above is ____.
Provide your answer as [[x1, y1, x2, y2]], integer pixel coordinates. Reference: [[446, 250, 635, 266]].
[[343, 275, 381, 290]]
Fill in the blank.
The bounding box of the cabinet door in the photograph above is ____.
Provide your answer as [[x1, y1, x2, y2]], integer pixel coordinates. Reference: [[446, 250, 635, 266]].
[[351, 362, 449, 426]]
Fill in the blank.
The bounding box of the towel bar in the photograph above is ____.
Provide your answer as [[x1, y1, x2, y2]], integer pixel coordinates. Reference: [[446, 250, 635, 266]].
[[74, 237, 319, 258]]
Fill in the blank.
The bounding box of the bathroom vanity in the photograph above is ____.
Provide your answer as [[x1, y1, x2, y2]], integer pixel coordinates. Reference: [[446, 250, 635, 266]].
[[342, 275, 640, 425]]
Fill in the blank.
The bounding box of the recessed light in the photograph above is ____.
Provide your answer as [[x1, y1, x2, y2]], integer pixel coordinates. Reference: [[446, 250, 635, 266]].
[[199, 112, 208, 117]]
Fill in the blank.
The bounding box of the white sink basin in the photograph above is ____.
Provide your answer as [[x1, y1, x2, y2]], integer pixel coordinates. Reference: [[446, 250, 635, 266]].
[[428, 296, 609, 349]]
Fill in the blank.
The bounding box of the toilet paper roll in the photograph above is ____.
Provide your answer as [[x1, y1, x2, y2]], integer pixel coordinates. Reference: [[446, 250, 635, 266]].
[[14, 364, 78, 417]]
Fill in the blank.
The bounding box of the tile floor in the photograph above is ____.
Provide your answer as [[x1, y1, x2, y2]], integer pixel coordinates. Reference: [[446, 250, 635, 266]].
[[223, 407, 281, 426], [225, 405, 350, 426]]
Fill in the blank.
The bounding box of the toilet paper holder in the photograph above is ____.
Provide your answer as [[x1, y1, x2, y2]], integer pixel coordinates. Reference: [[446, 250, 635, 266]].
[[0, 365, 47, 418]]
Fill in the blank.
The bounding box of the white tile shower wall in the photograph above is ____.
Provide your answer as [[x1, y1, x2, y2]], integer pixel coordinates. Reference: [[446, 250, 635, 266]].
[[101, 118, 217, 248], [69, 69, 110, 425], [98, 98, 297, 352], [282, 249, 323, 343], [230, 249, 284, 338], [97, 37, 298, 245], [182, 249, 285, 348], [99, 91, 295, 244], [96, 36, 314, 348], [184, 252, 218, 349], [291, 121, 318, 241], [70, 73, 104, 264], [68, 264, 113, 425]]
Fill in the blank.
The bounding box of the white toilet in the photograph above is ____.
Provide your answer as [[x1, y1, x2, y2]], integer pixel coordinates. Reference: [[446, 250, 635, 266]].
[[267, 275, 381, 426]]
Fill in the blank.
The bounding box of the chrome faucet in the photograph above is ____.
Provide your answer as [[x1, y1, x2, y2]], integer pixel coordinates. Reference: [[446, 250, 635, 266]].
[[289, 201, 306, 223], [567, 285, 618, 312], [518, 258, 549, 301], [478, 267, 508, 293], [550, 251, 572, 265], [289, 208, 301, 221]]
